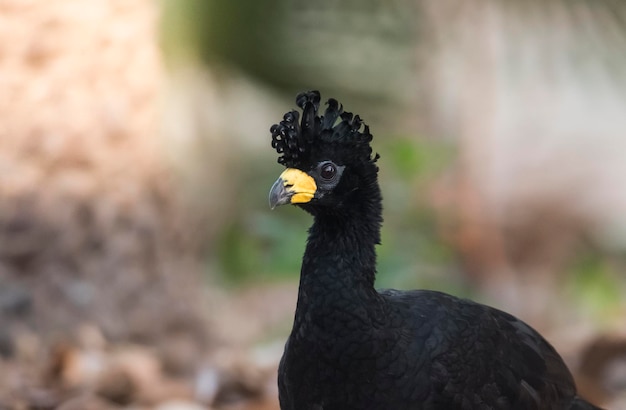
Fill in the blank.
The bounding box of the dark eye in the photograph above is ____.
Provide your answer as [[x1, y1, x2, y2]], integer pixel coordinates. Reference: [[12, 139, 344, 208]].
[[320, 162, 337, 180]]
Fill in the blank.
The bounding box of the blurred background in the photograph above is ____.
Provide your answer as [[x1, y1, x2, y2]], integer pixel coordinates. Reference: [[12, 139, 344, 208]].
[[0, 0, 625, 408]]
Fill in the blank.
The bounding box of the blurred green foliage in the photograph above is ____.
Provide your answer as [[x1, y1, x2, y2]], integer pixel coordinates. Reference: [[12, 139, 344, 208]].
[[161, 0, 288, 84], [161, 0, 416, 100], [212, 158, 310, 285], [566, 251, 624, 320], [376, 138, 459, 290]]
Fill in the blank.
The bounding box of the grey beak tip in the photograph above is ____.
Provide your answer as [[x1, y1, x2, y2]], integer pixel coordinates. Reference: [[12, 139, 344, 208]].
[[269, 177, 288, 209]]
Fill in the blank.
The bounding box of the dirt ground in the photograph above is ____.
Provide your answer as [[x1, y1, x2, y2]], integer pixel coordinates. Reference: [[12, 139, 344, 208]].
[[0, 284, 297, 410]]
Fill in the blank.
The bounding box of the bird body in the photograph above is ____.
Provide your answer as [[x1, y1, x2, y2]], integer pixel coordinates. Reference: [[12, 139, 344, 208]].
[[269, 91, 602, 410]]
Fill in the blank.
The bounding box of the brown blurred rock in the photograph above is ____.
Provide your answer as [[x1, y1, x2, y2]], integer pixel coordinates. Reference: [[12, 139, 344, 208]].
[[95, 365, 136, 406], [577, 334, 626, 407]]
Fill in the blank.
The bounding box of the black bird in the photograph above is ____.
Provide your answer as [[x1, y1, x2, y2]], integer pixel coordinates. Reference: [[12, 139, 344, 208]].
[[268, 91, 602, 410]]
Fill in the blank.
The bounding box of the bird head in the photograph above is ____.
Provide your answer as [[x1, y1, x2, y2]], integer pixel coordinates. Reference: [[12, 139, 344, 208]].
[[269, 91, 379, 215]]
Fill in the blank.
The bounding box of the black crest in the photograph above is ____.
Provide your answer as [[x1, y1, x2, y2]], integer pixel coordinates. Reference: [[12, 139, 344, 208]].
[[270, 90, 378, 168]]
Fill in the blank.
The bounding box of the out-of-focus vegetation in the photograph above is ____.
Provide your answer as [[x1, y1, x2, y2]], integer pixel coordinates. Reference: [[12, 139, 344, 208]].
[[566, 251, 625, 322], [160, 0, 417, 110]]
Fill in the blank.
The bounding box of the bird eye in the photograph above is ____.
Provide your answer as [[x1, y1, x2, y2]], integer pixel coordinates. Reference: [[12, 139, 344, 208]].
[[320, 162, 337, 180]]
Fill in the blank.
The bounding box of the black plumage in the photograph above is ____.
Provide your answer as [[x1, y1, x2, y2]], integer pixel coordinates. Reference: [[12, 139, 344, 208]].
[[268, 91, 602, 410]]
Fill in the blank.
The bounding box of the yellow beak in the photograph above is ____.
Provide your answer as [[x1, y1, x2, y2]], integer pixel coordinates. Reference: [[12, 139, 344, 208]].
[[269, 168, 317, 209]]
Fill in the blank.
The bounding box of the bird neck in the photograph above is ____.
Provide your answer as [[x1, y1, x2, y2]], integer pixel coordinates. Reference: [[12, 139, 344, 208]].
[[299, 185, 383, 298]]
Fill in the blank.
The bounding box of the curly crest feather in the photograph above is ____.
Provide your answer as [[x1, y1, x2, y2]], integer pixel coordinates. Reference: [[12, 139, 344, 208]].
[[270, 91, 378, 168]]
